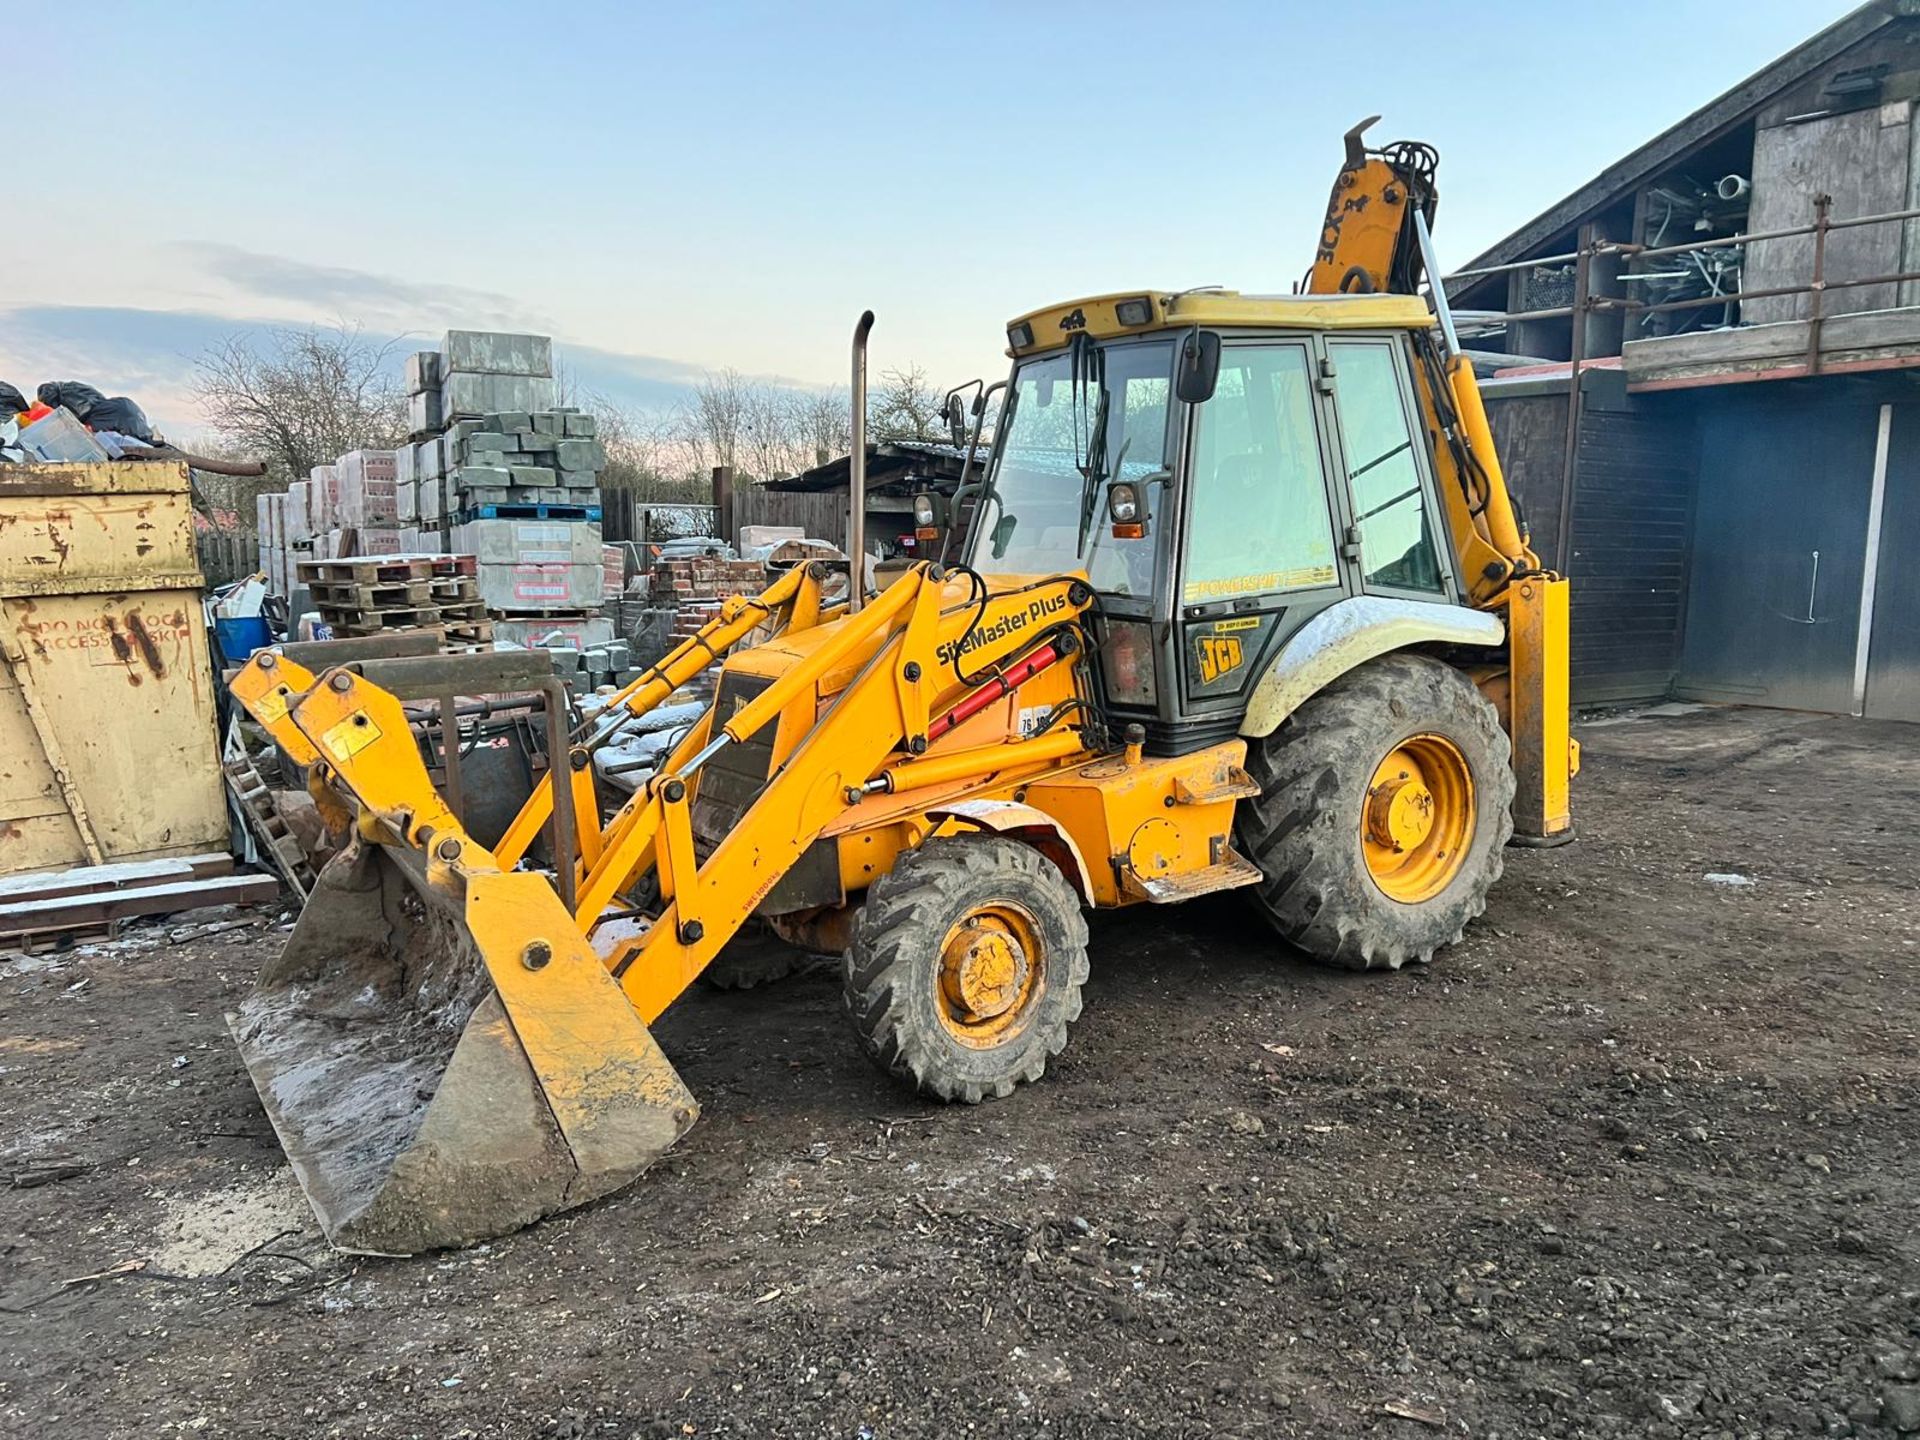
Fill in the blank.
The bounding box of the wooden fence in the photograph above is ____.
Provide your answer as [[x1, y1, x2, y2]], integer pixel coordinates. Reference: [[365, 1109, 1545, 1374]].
[[733, 486, 848, 551], [601, 485, 849, 552], [196, 529, 258, 589]]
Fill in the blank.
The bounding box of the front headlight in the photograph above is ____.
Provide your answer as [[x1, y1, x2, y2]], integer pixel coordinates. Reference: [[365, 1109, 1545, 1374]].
[[1106, 482, 1140, 524], [912, 492, 937, 528]]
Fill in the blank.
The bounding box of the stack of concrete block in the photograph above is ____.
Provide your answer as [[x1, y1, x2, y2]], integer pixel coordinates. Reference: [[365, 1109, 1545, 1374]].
[[282, 479, 314, 597], [407, 330, 555, 440], [413, 433, 446, 526], [439, 409, 605, 514], [453, 517, 605, 614], [441, 331, 556, 419], [406, 350, 443, 438], [307, 465, 340, 533], [256, 493, 281, 594], [394, 443, 418, 524]]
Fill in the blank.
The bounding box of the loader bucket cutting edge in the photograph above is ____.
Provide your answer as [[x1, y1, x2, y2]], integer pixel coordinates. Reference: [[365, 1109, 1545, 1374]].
[[226, 842, 697, 1255]]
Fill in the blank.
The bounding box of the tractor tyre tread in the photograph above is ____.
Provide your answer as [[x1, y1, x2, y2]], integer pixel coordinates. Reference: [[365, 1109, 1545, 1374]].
[[1239, 652, 1513, 971], [844, 837, 1088, 1104]]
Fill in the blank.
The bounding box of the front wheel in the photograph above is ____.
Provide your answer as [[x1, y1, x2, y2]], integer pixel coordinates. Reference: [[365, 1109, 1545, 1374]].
[[1238, 652, 1515, 970], [843, 837, 1089, 1103]]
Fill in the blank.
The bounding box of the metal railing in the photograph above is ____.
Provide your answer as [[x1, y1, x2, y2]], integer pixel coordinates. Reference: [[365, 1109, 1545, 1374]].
[[1443, 195, 1920, 565]]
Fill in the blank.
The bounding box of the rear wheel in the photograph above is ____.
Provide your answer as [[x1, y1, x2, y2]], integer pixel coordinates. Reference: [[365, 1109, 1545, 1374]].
[[844, 837, 1089, 1103], [1239, 652, 1513, 969]]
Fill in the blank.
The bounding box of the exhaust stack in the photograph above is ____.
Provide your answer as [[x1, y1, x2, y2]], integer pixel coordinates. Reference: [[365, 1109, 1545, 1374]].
[[849, 310, 874, 612]]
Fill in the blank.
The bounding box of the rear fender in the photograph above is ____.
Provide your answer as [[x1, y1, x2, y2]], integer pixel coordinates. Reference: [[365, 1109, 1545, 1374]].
[[1239, 596, 1505, 738], [924, 798, 1095, 904]]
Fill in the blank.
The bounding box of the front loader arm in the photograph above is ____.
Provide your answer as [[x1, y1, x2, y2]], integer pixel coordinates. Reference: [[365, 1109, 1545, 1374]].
[[493, 561, 830, 870], [599, 566, 1097, 1020]]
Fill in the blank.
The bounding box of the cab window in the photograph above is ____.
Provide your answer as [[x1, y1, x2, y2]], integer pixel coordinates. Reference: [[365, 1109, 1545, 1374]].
[[1182, 342, 1338, 606], [1327, 340, 1444, 594]]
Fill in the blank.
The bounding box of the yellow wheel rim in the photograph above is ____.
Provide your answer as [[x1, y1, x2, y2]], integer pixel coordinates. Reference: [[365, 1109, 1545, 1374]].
[[1362, 734, 1474, 904], [935, 903, 1044, 1048]]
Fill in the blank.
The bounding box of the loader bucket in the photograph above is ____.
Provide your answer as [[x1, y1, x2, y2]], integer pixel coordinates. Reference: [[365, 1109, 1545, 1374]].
[[228, 840, 697, 1255]]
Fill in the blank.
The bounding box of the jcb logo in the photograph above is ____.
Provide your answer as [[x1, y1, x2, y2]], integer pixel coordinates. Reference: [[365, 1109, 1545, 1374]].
[[1058, 307, 1087, 332], [1196, 635, 1243, 683]]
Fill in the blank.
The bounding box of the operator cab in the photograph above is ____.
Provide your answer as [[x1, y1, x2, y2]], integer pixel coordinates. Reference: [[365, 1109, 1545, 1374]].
[[959, 290, 1464, 755]]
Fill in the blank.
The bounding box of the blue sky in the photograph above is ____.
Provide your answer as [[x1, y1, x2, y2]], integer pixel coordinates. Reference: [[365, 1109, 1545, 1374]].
[[6, 0, 1860, 434]]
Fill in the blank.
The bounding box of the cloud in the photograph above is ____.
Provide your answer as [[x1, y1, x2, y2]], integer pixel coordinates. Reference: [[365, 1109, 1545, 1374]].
[[172, 242, 546, 334], [0, 304, 718, 439]]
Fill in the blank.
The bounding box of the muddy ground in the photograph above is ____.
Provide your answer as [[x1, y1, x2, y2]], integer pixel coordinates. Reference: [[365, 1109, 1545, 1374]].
[[3, 703, 1918, 1439]]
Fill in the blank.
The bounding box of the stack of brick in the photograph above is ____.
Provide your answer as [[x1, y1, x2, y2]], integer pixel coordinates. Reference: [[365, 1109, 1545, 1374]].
[[334, 450, 398, 529], [652, 555, 771, 641]]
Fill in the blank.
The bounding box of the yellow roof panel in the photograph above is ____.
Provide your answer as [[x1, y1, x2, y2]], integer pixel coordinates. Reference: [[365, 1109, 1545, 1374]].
[[1005, 289, 1434, 356]]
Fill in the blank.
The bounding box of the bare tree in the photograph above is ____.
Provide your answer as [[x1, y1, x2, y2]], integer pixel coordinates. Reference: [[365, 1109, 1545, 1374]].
[[593, 397, 711, 503], [869, 363, 943, 442], [679, 370, 858, 482], [793, 387, 851, 468], [686, 368, 751, 474], [193, 323, 407, 483]]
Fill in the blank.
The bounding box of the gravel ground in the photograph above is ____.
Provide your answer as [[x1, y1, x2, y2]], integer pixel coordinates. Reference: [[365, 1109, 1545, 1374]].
[[3, 702, 1917, 1439]]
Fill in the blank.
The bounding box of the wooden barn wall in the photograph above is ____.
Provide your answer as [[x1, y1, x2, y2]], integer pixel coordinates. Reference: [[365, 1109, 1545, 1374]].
[[1483, 388, 1699, 704]]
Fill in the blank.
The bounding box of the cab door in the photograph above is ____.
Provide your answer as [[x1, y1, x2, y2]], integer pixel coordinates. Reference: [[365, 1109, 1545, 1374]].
[[1172, 338, 1351, 738], [1320, 336, 1459, 602]]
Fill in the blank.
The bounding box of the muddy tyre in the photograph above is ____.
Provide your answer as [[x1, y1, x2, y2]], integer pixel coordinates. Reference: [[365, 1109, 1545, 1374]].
[[844, 837, 1089, 1104], [1239, 652, 1513, 970]]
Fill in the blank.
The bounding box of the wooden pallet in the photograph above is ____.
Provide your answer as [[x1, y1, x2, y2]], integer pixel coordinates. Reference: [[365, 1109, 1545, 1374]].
[[298, 553, 478, 585], [320, 605, 448, 635], [309, 578, 435, 608], [223, 753, 315, 900], [454, 502, 602, 522], [428, 576, 480, 602]]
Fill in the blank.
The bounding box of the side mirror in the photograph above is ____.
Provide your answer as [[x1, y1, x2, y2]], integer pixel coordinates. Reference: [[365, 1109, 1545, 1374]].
[[990, 512, 1018, 559], [1176, 329, 1221, 404], [1036, 377, 1055, 407], [945, 395, 967, 445]]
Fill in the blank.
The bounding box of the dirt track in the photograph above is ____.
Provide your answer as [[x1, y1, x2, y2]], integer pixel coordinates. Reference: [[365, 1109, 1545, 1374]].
[[4, 703, 1918, 1439]]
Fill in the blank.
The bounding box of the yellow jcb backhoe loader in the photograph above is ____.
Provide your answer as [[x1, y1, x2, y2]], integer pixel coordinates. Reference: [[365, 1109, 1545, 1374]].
[[226, 120, 1575, 1254]]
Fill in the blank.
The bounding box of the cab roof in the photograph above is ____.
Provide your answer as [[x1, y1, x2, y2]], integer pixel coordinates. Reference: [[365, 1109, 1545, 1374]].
[[1004, 289, 1434, 358]]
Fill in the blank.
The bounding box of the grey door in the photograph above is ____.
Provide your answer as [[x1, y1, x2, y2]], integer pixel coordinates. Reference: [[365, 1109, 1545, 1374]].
[[1677, 393, 1876, 713], [1864, 406, 1920, 720]]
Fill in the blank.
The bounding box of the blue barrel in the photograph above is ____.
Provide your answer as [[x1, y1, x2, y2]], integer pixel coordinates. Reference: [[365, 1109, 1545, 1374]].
[[214, 615, 272, 661]]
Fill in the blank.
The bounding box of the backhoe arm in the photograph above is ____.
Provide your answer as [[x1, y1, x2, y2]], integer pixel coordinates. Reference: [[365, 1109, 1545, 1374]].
[[1309, 119, 1573, 844]]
